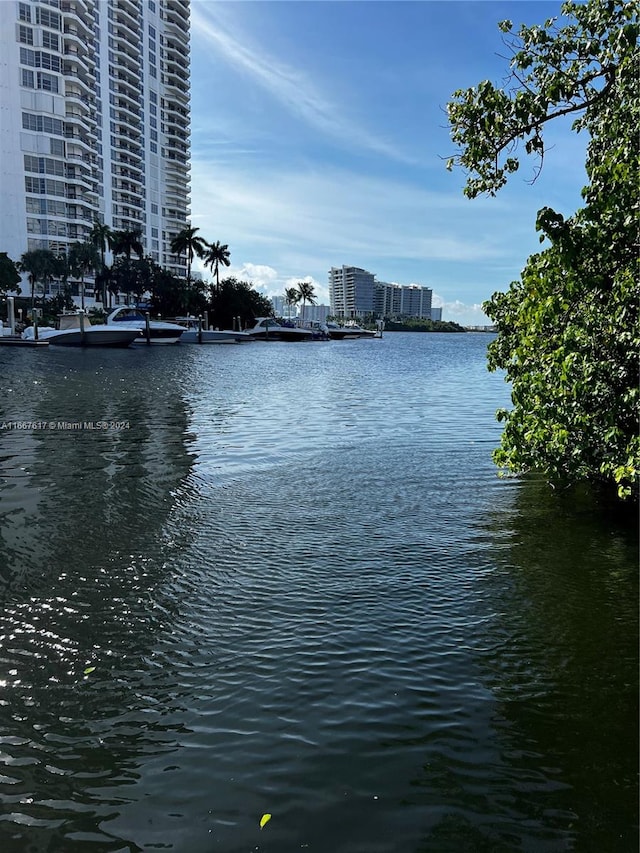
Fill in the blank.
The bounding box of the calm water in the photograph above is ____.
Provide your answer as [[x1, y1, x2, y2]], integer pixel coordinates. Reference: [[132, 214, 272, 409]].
[[0, 332, 636, 853]]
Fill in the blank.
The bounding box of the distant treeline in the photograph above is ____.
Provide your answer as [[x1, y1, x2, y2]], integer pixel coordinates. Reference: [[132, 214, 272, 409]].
[[383, 318, 465, 333]]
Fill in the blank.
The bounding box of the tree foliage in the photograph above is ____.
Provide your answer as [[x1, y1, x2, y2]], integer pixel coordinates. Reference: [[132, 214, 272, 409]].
[[447, 0, 639, 499], [0, 253, 21, 296], [111, 228, 144, 260], [284, 286, 300, 317], [89, 221, 114, 306], [383, 318, 465, 333], [150, 267, 207, 318], [204, 241, 231, 290], [68, 241, 99, 311], [170, 226, 208, 288], [296, 280, 317, 321], [209, 277, 272, 330], [19, 249, 66, 308]]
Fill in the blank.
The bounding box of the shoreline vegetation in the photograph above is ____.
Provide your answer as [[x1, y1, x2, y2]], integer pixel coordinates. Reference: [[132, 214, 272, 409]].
[[382, 318, 466, 333], [446, 0, 638, 502]]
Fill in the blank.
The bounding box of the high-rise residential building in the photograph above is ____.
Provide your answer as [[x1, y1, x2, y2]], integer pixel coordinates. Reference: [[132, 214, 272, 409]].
[[0, 0, 191, 292], [329, 265, 433, 320], [328, 265, 376, 318], [376, 281, 432, 319]]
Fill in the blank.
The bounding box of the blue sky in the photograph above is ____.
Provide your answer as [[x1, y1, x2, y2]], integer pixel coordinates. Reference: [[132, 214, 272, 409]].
[[189, 1, 589, 324]]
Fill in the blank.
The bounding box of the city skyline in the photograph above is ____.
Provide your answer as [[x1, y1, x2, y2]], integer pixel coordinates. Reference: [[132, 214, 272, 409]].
[[189, 1, 588, 325], [0, 1, 590, 326]]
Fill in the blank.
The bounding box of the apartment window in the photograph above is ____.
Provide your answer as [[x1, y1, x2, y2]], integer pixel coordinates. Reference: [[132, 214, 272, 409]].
[[20, 47, 36, 66], [37, 72, 58, 93], [41, 31, 59, 51], [36, 8, 61, 29], [148, 1, 156, 12], [149, 24, 156, 38], [52, 200, 66, 216], [40, 52, 60, 71], [149, 103, 156, 116], [149, 65, 157, 78], [45, 179, 66, 196], [151, 203, 158, 214], [25, 176, 46, 194], [24, 156, 65, 177], [18, 3, 31, 22], [27, 218, 47, 234], [22, 113, 64, 135], [19, 49, 60, 71], [149, 90, 157, 104], [19, 25, 33, 45], [50, 138, 65, 156], [21, 68, 35, 88], [150, 129, 157, 141], [150, 142, 157, 153], [24, 155, 39, 173]]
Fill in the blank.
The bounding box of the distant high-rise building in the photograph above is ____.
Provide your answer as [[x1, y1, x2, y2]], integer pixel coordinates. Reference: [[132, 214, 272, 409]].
[[329, 265, 432, 320], [302, 303, 329, 323], [376, 281, 432, 319], [0, 0, 191, 289], [430, 306, 442, 322], [328, 265, 376, 318], [271, 295, 287, 316]]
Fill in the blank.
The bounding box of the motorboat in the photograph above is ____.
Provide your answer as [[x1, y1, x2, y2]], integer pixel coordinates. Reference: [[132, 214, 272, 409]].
[[343, 322, 377, 338], [246, 318, 316, 342], [325, 321, 374, 340], [21, 312, 140, 347], [173, 317, 253, 344], [106, 306, 186, 344]]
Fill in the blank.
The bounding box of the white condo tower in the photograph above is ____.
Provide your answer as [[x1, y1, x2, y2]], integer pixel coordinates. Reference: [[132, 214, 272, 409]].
[[0, 0, 191, 285]]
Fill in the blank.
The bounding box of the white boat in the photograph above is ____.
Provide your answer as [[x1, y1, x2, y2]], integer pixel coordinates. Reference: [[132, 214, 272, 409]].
[[246, 317, 316, 342], [21, 312, 140, 347], [325, 321, 370, 340], [106, 306, 186, 344], [173, 317, 253, 344]]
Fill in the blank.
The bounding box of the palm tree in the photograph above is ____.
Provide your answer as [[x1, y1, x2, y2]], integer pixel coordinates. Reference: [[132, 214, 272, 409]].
[[296, 280, 317, 323], [110, 229, 144, 306], [170, 226, 207, 288], [204, 240, 231, 291], [284, 286, 300, 320], [89, 221, 114, 307], [111, 228, 143, 260], [19, 249, 63, 309], [68, 242, 99, 311]]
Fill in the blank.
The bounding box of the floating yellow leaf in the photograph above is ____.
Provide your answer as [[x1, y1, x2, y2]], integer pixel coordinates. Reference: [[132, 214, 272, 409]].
[[83, 667, 96, 675], [259, 813, 272, 829]]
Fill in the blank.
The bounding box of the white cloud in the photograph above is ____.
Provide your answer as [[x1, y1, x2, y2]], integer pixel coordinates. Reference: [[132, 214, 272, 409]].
[[432, 294, 491, 327], [190, 158, 511, 267]]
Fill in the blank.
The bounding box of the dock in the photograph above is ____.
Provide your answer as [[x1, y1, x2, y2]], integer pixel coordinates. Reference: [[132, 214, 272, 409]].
[[0, 336, 49, 347]]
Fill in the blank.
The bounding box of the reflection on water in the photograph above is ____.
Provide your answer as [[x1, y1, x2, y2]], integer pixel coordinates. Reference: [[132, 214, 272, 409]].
[[0, 347, 197, 851], [0, 335, 636, 853], [470, 477, 638, 853]]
